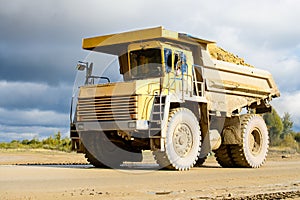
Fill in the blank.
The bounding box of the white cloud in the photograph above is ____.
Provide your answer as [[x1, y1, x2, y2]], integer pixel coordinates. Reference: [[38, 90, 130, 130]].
[[271, 56, 300, 92], [0, 125, 69, 142]]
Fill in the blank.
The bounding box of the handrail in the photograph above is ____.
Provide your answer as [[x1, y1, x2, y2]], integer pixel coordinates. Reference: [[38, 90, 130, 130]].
[[88, 76, 111, 84]]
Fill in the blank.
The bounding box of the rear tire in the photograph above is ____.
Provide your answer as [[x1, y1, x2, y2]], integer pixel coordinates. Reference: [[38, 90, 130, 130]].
[[194, 155, 207, 167], [231, 114, 269, 168], [213, 145, 235, 168], [153, 108, 201, 170]]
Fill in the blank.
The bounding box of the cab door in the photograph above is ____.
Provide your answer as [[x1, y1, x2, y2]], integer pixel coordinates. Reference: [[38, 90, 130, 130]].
[[174, 51, 192, 101], [163, 48, 193, 101]]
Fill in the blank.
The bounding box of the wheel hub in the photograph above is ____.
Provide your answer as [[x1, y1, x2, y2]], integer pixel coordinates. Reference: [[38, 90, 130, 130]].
[[173, 123, 193, 157], [248, 128, 262, 156]]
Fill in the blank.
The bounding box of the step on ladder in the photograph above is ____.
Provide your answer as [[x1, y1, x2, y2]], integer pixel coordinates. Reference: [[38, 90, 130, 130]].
[[149, 96, 165, 137]]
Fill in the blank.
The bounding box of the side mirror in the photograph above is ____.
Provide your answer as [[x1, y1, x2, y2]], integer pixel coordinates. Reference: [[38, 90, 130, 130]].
[[76, 61, 88, 71]]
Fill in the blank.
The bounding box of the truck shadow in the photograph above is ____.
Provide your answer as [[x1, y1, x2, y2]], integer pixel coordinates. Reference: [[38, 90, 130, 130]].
[[16, 162, 221, 170]]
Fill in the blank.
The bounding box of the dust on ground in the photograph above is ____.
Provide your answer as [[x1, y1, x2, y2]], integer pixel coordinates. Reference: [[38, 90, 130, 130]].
[[0, 149, 88, 165], [1, 147, 298, 165], [0, 148, 299, 200]]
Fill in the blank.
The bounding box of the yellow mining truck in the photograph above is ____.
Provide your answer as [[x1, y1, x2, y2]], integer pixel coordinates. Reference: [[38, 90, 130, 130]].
[[70, 27, 280, 170]]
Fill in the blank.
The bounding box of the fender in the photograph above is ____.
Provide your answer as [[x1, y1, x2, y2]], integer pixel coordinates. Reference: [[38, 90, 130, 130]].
[[222, 116, 242, 145]]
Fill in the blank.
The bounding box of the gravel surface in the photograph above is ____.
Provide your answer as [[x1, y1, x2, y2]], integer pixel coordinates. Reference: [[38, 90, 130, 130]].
[[0, 149, 299, 200]]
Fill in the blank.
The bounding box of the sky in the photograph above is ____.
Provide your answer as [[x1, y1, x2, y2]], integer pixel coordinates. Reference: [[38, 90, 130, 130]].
[[0, 0, 299, 141]]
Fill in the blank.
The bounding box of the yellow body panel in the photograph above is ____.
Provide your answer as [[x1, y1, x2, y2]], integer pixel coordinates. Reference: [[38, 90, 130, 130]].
[[79, 82, 136, 98]]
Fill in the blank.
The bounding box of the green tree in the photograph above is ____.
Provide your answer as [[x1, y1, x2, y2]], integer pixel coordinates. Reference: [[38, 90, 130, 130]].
[[263, 109, 283, 145], [281, 134, 299, 152], [54, 131, 61, 141], [281, 112, 293, 138], [21, 139, 30, 145]]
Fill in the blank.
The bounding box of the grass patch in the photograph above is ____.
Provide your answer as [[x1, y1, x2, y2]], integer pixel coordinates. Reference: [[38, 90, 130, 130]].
[[0, 132, 72, 152]]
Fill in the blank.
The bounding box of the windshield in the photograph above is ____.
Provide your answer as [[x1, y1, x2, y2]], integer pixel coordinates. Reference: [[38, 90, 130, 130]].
[[129, 48, 162, 80]]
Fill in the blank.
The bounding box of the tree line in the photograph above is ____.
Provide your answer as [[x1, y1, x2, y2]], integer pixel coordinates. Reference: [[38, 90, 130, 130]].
[[264, 110, 300, 152], [0, 110, 299, 152], [0, 132, 71, 152]]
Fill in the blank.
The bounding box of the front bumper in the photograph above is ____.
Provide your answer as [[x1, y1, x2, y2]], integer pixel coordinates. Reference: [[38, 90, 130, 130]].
[[75, 120, 149, 132]]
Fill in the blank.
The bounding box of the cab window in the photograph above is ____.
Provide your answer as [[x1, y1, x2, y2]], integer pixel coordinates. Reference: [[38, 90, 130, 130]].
[[129, 48, 162, 79], [164, 48, 172, 73]]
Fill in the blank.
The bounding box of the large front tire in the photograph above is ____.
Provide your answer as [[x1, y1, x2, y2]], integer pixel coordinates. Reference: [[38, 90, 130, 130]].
[[80, 131, 142, 168], [231, 114, 269, 168], [154, 108, 201, 170]]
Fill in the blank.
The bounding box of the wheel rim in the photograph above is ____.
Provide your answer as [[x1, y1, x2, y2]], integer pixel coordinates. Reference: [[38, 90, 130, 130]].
[[172, 123, 193, 158], [248, 128, 262, 156]]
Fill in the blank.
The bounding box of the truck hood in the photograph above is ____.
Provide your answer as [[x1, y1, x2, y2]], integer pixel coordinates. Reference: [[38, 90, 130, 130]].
[[78, 78, 160, 98]]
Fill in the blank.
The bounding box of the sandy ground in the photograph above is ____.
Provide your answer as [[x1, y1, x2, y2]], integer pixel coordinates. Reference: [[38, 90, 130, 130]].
[[0, 149, 300, 200]]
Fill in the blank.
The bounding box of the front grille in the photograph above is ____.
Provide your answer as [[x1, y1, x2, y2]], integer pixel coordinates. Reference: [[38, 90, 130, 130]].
[[77, 95, 138, 122]]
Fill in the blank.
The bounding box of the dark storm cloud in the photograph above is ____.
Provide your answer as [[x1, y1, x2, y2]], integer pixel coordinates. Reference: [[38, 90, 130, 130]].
[[0, 2, 82, 85], [0, 0, 149, 85], [0, 0, 159, 86], [0, 44, 80, 85], [0, 81, 72, 113]]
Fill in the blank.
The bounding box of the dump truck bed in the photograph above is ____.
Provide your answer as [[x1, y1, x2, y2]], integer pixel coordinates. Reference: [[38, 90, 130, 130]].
[[199, 59, 280, 116]]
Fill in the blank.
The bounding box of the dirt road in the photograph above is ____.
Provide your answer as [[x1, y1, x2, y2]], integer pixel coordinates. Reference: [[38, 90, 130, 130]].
[[0, 150, 300, 200]]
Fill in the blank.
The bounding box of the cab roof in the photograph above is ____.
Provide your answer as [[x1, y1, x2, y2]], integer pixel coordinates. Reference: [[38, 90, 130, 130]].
[[82, 26, 214, 54]]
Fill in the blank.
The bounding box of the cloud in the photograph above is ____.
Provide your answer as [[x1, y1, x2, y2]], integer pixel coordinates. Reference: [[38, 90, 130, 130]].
[[271, 56, 300, 92], [1, 1, 299, 85], [0, 42, 80, 85], [0, 108, 68, 127], [0, 125, 69, 142], [0, 81, 72, 113], [199, 1, 300, 50], [0, 1, 84, 85]]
